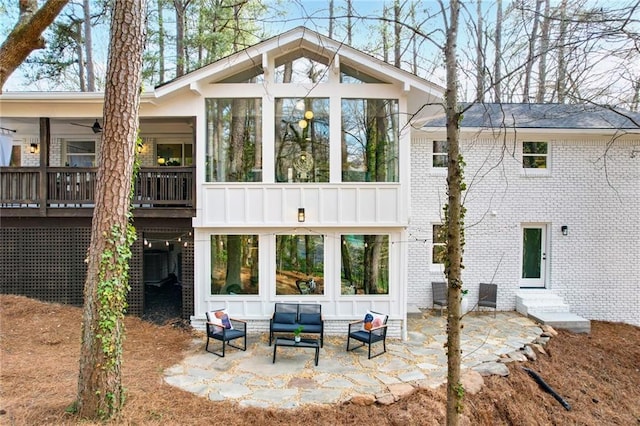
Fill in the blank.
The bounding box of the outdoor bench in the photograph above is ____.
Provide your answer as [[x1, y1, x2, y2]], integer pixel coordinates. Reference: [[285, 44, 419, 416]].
[[269, 302, 324, 347]]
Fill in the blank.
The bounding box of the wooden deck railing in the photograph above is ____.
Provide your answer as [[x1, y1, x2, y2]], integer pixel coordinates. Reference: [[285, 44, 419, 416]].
[[0, 167, 194, 210]]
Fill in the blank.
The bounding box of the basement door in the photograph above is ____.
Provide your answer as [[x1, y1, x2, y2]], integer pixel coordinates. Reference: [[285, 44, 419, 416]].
[[520, 225, 547, 288]]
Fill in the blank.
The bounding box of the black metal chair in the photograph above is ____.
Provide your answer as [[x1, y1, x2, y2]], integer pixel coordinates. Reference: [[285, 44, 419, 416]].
[[432, 281, 448, 315], [346, 311, 389, 359], [478, 283, 498, 317], [205, 309, 247, 357]]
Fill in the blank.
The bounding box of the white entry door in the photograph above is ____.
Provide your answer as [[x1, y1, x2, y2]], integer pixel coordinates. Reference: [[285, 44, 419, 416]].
[[520, 225, 547, 288]]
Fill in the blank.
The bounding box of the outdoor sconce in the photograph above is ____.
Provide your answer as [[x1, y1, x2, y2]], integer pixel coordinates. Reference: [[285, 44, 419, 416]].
[[298, 208, 305, 222], [137, 143, 144, 154], [561, 225, 568, 236], [29, 143, 38, 154]]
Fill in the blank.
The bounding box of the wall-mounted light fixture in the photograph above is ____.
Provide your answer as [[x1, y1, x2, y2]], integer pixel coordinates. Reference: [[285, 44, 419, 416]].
[[137, 142, 144, 154], [298, 208, 305, 222], [29, 143, 38, 154], [561, 225, 568, 236]]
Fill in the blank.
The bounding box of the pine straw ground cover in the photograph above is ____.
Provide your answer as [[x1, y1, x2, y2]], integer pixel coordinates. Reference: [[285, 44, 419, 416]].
[[1, 294, 639, 426]]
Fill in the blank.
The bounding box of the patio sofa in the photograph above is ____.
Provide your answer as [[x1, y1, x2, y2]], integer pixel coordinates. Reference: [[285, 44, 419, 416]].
[[269, 302, 324, 347]]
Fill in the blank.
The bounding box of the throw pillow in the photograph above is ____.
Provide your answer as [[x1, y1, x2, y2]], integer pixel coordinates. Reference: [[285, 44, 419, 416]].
[[299, 313, 322, 325], [209, 309, 233, 331], [273, 312, 297, 324], [362, 311, 386, 332]]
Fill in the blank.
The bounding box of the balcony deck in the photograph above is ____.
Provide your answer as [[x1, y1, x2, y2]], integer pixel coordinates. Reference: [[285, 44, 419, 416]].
[[0, 167, 195, 218]]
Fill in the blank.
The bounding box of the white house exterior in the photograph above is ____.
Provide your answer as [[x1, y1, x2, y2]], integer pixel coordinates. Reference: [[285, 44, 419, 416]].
[[1, 28, 638, 335], [411, 104, 640, 328]]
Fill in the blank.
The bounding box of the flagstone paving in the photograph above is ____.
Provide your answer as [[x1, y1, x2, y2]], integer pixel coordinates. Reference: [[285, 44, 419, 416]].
[[164, 311, 543, 409]]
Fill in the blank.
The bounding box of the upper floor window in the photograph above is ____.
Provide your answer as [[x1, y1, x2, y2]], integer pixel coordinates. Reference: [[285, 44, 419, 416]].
[[433, 140, 448, 168], [65, 140, 95, 167], [275, 98, 329, 183], [522, 141, 548, 169], [206, 98, 262, 182], [342, 99, 399, 182], [274, 57, 328, 84], [340, 234, 389, 295], [156, 142, 192, 167]]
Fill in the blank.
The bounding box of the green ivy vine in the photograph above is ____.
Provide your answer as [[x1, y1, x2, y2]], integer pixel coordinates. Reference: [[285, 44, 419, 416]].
[[92, 135, 141, 415], [441, 154, 467, 291]]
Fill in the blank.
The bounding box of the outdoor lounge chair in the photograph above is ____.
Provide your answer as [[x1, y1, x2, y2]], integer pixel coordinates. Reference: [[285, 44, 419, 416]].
[[205, 309, 247, 357], [478, 283, 498, 317], [346, 311, 389, 359], [432, 281, 448, 315]]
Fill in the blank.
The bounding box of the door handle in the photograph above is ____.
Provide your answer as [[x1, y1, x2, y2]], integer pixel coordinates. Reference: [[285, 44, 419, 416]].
[[542, 253, 546, 260]]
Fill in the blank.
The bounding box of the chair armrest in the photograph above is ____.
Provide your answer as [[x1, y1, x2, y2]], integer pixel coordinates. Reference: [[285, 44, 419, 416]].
[[349, 319, 364, 325], [370, 324, 388, 331]]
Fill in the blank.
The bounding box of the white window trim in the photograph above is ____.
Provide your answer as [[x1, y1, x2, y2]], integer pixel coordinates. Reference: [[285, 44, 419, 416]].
[[521, 141, 551, 176], [430, 224, 446, 272]]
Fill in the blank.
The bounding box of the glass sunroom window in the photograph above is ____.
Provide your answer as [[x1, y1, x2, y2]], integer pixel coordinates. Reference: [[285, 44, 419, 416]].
[[210, 235, 259, 295], [340, 235, 389, 295], [205, 98, 262, 182], [275, 98, 329, 183], [342, 99, 399, 182], [275, 234, 325, 295]]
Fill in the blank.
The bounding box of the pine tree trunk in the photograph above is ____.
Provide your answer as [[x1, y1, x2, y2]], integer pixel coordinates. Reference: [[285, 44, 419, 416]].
[[76, 0, 146, 419]]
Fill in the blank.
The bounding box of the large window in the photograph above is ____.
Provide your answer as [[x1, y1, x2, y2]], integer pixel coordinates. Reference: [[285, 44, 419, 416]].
[[341, 99, 399, 182], [340, 235, 389, 295], [65, 140, 95, 167], [275, 234, 324, 295], [522, 141, 548, 169], [275, 98, 329, 183], [206, 98, 262, 182], [433, 140, 448, 168], [210, 235, 259, 295]]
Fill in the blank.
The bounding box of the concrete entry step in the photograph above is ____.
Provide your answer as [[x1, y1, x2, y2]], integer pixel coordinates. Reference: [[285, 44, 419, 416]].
[[516, 290, 570, 316], [528, 311, 591, 333]]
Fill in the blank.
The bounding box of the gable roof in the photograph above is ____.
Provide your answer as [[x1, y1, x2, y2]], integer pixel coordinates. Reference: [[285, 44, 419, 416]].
[[420, 103, 640, 130], [153, 26, 443, 113]]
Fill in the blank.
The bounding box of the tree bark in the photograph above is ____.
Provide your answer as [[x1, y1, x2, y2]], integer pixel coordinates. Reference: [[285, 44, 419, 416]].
[[493, 0, 502, 103], [444, 0, 463, 424], [83, 0, 95, 91], [157, 0, 166, 82], [475, 0, 484, 102], [556, 0, 568, 103], [535, 0, 550, 102], [394, 0, 401, 68], [0, 0, 69, 93], [76, 0, 146, 419], [523, 0, 543, 103]]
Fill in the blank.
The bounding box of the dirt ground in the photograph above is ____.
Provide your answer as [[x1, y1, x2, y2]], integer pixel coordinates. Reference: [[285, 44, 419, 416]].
[[1, 294, 639, 425]]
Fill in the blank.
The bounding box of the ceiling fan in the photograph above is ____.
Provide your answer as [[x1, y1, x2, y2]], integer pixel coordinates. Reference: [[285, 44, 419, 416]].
[[70, 119, 102, 134]]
